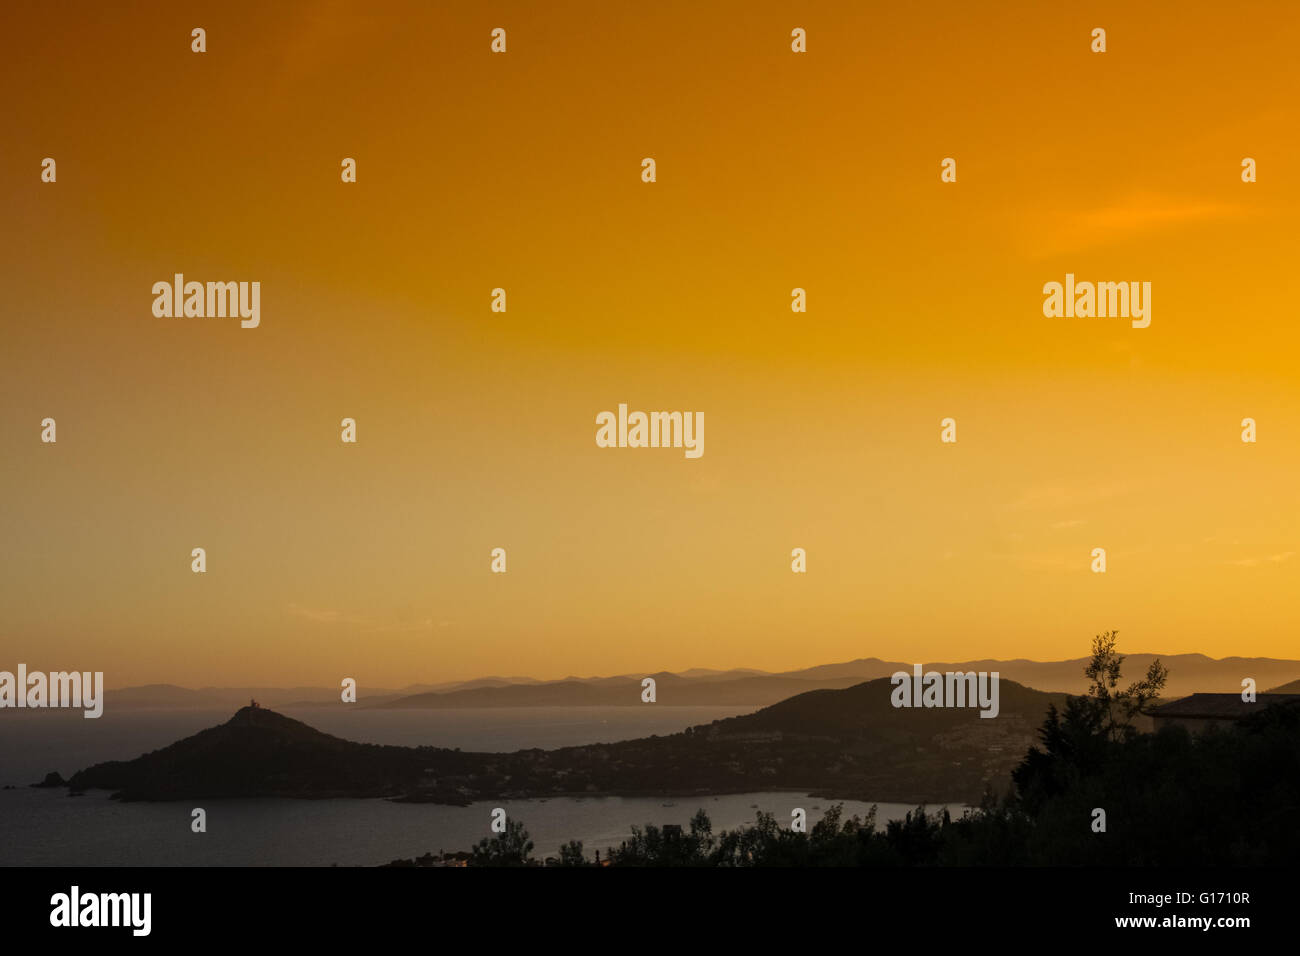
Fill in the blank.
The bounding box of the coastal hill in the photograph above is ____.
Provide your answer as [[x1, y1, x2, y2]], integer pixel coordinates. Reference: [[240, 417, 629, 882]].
[[64, 678, 1068, 804], [66, 705, 475, 803]]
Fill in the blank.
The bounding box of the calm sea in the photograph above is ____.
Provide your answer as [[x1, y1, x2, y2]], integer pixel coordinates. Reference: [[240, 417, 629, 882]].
[[0, 707, 961, 866]]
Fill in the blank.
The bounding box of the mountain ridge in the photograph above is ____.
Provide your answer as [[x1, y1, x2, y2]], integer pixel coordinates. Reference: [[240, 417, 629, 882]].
[[98, 653, 1300, 709]]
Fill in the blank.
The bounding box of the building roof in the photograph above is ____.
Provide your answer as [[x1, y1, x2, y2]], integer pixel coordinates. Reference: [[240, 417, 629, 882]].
[[1149, 693, 1300, 720]]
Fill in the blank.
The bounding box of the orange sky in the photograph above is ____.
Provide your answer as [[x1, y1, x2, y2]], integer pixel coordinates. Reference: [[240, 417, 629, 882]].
[[2, 1, 1298, 687]]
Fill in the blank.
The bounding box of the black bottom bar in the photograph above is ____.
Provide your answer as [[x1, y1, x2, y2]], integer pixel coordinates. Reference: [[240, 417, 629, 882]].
[[6, 865, 1292, 942]]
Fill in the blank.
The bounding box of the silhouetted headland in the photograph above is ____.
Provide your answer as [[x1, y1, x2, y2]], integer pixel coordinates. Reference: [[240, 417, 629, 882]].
[[56, 678, 1068, 804]]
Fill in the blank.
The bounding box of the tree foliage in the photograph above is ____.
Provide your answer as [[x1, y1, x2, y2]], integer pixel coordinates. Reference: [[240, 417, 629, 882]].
[[580, 632, 1298, 866], [470, 818, 534, 867]]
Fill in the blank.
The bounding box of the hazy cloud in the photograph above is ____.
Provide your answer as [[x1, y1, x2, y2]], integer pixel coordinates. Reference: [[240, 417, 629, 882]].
[[1228, 551, 1296, 568]]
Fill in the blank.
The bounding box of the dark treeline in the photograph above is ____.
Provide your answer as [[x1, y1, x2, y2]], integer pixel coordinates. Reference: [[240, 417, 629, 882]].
[[467, 632, 1300, 866]]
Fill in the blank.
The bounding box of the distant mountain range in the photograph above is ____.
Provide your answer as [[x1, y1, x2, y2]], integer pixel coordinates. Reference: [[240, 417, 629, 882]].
[[102, 677, 544, 710], [103, 654, 1300, 710], [63, 677, 1071, 805]]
